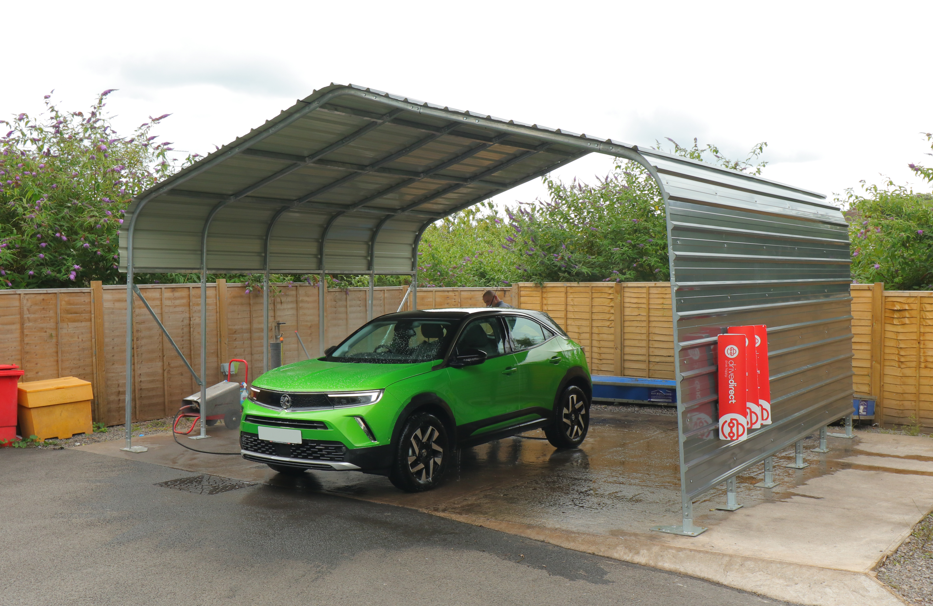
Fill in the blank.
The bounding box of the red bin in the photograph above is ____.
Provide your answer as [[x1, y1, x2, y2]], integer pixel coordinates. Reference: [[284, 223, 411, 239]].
[[0, 364, 25, 444]]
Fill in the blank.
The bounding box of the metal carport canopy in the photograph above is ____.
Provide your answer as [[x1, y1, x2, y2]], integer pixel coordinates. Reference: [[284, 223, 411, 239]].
[[118, 85, 852, 536]]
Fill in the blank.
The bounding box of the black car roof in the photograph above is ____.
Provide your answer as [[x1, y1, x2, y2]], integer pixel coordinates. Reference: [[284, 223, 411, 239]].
[[374, 308, 567, 335]]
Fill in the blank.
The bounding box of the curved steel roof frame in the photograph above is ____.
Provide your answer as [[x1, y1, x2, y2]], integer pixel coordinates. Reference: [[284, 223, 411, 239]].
[[120, 83, 827, 277], [118, 86, 852, 536]]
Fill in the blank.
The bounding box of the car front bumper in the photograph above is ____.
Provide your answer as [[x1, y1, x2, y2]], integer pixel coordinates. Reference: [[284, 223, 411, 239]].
[[239, 430, 393, 473]]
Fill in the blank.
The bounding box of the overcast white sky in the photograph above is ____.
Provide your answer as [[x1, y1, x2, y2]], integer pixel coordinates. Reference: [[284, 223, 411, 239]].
[[3, 0, 932, 207]]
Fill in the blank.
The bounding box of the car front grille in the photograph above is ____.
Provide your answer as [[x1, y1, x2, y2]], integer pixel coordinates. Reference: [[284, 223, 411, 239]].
[[240, 433, 346, 462], [251, 388, 331, 410], [244, 415, 327, 430]]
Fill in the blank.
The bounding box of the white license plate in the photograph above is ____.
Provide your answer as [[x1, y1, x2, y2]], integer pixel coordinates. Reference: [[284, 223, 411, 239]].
[[258, 426, 302, 444]]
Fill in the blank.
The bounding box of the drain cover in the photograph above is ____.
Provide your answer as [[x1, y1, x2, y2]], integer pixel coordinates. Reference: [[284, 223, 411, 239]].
[[156, 474, 254, 495]]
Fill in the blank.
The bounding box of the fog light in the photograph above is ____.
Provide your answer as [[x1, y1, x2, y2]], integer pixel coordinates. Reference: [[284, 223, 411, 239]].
[[355, 417, 377, 443]]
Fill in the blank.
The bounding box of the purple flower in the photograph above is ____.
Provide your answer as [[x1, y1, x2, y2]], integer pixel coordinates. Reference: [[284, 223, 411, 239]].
[[118, 219, 123, 224], [919, 230, 925, 236], [873, 264, 880, 269], [40, 243, 46, 248], [62, 236, 67, 241], [73, 265, 81, 270], [102, 89, 116, 96], [105, 210, 112, 216], [28, 271, 33, 276], [83, 243, 89, 248], [852, 251, 859, 257], [38, 253, 44, 259], [68, 272, 76, 281], [244, 289, 251, 295]]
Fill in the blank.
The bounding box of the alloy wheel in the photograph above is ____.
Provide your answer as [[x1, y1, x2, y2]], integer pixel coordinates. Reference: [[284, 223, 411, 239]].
[[407, 424, 444, 483], [562, 392, 587, 440]]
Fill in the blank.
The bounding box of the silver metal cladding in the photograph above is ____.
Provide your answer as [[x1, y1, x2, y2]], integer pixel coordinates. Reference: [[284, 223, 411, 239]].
[[647, 149, 854, 524]]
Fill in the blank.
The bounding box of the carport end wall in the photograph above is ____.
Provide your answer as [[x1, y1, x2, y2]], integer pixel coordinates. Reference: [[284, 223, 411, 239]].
[[118, 85, 852, 529]]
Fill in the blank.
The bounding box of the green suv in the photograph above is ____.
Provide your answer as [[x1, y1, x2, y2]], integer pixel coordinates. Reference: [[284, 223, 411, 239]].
[[240, 308, 591, 492]]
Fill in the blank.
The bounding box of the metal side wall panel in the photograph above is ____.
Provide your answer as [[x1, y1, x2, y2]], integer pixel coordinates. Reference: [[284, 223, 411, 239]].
[[647, 152, 853, 506]]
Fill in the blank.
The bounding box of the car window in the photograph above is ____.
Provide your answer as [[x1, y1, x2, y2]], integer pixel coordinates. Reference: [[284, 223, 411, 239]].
[[455, 318, 506, 358], [505, 316, 548, 351], [331, 319, 454, 363]]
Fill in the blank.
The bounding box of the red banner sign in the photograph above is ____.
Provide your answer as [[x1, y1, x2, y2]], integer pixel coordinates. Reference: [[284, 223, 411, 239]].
[[728, 326, 761, 429], [753, 324, 772, 425], [717, 333, 748, 442]]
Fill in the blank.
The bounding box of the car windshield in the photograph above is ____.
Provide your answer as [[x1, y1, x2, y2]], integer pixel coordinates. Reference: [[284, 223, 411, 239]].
[[328, 319, 457, 364]]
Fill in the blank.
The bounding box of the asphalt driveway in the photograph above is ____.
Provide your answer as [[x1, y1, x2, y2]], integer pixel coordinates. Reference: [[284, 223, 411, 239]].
[[0, 448, 787, 606]]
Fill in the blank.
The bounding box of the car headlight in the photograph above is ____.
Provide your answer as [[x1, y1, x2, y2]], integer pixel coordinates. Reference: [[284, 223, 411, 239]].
[[327, 390, 383, 408]]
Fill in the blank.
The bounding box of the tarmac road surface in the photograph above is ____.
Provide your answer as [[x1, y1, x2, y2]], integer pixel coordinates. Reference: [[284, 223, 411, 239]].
[[0, 449, 791, 606]]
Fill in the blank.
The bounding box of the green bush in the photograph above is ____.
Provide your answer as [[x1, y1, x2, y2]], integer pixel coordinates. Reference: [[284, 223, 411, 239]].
[[0, 91, 183, 288]]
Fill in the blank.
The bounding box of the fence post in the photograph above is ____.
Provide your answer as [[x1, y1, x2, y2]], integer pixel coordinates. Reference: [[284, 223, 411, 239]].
[[90, 281, 107, 423], [216, 278, 228, 369], [512, 283, 521, 309], [870, 282, 885, 426], [614, 282, 623, 376]]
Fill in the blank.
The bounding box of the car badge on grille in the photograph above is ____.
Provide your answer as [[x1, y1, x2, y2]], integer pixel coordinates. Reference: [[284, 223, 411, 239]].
[[280, 394, 292, 410]]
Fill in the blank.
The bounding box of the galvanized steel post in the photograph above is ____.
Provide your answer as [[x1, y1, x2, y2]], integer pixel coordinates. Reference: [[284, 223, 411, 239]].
[[368, 273, 374, 321], [786, 441, 808, 469], [194, 268, 209, 440], [318, 272, 326, 356], [814, 426, 830, 453], [756, 457, 778, 489], [263, 271, 270, 374], [716, 477, 742, 511]]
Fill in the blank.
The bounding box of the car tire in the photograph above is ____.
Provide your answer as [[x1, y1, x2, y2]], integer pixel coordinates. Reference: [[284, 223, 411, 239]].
[[545, 385, 590, 449], [389, 412, 449, 492], [268, 464, 306, 476]]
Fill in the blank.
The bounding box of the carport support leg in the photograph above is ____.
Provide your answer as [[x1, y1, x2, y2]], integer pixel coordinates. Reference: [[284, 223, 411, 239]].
[[755, 456, 778, 488], [785, 440, 808, 469], [367, 273, 374, 321], [190, 269, 210, 440], [828, 414, 856, 439], [120, 268, 147, 454], [716, 477, 742, 511], [263, 271, 269, 374], [652, 499, 707, 536], [813, 426, 830, 453]]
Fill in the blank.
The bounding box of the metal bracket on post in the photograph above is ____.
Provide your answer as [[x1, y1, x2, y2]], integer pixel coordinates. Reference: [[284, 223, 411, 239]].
[[828, 414, 856, 439], [652, 499, 708, 537], [716, 477, 743, 511], [785, 440, 809, 469], [755, 456, 778, 488], [813, 426, 830, 453]]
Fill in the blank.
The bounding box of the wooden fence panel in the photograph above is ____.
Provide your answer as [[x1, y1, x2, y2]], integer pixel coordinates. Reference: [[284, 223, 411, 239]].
[[59, 291, 94, 383], [2, 281, 931, 430], [851, 284, 874, 396], [101, 287, 128, 425]]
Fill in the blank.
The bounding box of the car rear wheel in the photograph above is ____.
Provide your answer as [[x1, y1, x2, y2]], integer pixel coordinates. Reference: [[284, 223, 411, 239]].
[[389, 412, 449, 492], [545, 385, 589, 449]]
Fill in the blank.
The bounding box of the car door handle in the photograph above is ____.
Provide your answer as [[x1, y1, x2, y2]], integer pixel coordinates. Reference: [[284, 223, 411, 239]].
[[549, 355, 562, 365], [503, 367, 517, 375]]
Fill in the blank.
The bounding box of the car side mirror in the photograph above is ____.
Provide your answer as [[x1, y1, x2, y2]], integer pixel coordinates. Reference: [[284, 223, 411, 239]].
[[324, 345, 337, 356], [450, 348, 487, 368]]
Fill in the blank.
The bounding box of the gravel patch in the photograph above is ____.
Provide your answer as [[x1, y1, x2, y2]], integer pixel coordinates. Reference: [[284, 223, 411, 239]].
[[878, 511, 933, 606], [6, 416, 176, 449]]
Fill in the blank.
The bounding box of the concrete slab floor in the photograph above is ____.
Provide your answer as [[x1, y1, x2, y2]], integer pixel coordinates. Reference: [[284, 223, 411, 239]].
[[80, 408, 933, 606]]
